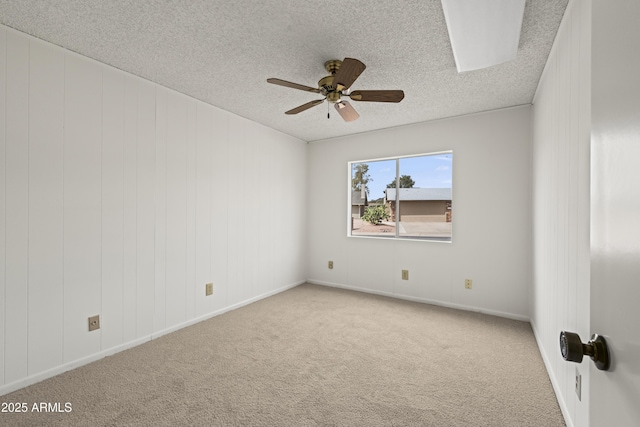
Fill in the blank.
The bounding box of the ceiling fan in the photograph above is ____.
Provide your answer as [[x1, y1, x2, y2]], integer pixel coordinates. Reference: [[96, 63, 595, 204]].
[[267, 58, 404, 122]]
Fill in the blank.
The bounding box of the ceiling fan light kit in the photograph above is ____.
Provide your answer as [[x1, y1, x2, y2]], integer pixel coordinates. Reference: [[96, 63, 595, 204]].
[[441, 0, 526, 72], [267, 58, 404, 122], [334, 101, 360, 122]]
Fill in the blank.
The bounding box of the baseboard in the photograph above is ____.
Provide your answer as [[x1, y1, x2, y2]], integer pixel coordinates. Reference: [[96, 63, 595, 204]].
[[0, 279, 305, 397], [0, 336, 152, 397], [530, 320, 573, 427], [307, 279, 530, 322], [150, 280, 305, 340]]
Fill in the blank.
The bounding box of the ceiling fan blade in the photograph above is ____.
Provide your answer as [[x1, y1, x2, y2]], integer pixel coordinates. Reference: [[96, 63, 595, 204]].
[[285, 99, 325, 115], [267, 78, 321, 94], [334, 101, 360, 122], [349, 90, 405, 103], [333, 58, 366, 91]]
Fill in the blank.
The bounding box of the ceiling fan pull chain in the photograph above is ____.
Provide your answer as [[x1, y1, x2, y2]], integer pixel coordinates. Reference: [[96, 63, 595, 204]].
[[327, 101, 330, 119]]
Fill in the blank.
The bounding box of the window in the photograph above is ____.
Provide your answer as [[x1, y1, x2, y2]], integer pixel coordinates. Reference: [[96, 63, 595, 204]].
[[349, 151, 452, 241]]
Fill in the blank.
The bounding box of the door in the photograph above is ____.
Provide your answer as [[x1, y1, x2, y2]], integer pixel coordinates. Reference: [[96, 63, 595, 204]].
[[590, 1, 640, 426]]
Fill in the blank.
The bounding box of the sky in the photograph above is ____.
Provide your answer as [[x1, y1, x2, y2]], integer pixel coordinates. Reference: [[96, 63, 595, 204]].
[[352, 152, 452, 201]]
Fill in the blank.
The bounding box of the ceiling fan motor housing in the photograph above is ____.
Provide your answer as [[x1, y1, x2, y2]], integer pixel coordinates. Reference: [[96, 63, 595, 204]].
[[318, 75, 342, 102], [319, 60, 343, 102]]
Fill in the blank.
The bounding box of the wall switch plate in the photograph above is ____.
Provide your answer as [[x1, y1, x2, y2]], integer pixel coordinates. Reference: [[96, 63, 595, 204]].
[[402, 270, 409, 280], [575, 368, 582, 401], [88, 315, 100, 332], [465, 279, 472, 290], [206, 283, 213, 296], [328, 261, 334, 269]]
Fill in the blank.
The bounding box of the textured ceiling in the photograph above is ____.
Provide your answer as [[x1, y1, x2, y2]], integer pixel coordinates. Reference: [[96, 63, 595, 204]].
[[0, 0, 568, 142]]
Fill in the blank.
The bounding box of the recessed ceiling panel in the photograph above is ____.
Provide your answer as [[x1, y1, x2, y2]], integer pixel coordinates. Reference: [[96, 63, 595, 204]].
[[441, 0, 526, 72]]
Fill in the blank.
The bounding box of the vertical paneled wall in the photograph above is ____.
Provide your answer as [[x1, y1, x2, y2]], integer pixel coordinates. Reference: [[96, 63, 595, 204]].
[[0, 25, 307, 394], [4, 26, 29, 386], [530, 1, 591, 426]]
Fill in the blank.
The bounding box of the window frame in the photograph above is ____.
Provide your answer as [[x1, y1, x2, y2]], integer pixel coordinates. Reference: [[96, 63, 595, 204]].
[[347, 150, 453, 243]]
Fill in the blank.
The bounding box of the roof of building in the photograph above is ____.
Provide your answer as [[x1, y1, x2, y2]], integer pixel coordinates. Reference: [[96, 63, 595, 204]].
[[385, 188, 452, 201]]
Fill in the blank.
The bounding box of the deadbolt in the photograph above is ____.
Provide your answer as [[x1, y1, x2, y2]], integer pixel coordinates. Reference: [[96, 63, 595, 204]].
[[559, 331, 610, 371]]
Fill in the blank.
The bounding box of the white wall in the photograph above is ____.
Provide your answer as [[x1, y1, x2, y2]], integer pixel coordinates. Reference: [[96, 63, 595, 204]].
[[0, 25, 307, 394], [530, 1, 591, 426], [307, 106, 532, 320]]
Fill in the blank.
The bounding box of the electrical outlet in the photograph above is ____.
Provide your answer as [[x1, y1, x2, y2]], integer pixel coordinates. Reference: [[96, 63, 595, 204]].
[[465, 279, 472, 290], [88, 315, 100, 332], [402, 270, 409, 280], [575, 368, 582, 401], [206, 283, 213, 296], [328, 261, 334, 269]]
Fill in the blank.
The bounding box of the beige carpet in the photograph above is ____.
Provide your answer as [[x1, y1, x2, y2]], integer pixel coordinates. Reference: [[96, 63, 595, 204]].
[[1, 284, 565, 426]]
